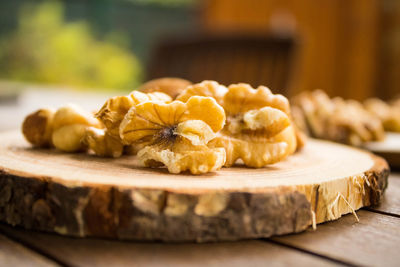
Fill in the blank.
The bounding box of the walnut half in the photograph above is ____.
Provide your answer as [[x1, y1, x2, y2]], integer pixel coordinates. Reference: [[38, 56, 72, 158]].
[[89, 90, 172, 157], [119, 96, 226, 174], [22, 104, 103, 152], [208, 83, 297, 167]]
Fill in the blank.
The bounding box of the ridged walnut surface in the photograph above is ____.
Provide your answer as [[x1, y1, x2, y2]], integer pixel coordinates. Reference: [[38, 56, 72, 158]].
[[0, 131, 388, 242]]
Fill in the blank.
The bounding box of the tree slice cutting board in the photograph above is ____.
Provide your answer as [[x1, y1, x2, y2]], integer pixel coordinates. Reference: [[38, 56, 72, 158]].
[[0, 130, 389, 242], [364, 132, 400, 168]]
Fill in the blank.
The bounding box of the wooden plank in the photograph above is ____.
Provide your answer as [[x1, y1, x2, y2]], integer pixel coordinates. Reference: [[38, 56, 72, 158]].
[[202, 0, 380, 100], [272, 210, 400, 267], [0, 224, 338, 267], [366, 173, 400, 216], [0, 233, 58, 267], [378, 0, 400, 100]]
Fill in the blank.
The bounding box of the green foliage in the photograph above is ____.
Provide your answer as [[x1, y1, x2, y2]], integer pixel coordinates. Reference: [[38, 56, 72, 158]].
[[0, 1, 142, 90]]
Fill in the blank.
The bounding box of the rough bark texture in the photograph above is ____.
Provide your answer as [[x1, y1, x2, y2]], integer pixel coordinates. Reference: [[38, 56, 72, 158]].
[[296, 155, 390, 224], [364, 156, 389, 205], [0, 172, 312, 242]]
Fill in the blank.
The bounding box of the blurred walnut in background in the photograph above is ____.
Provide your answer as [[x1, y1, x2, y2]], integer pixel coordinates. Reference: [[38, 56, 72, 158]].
[[291, 90, 385, 146], [364, 98, 400, 132]]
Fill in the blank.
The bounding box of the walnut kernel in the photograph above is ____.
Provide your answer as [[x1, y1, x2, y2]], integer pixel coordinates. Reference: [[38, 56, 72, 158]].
[[209, 83, 297, 167], [22, 108, 55, 147], [176, 80, 228, 105], [138, 77, 192, 98], [120, 96, 226, 174]]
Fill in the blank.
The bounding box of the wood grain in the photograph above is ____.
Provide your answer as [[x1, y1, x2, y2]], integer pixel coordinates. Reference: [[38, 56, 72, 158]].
[[272, 210, 400, 267], [0, 224, 338, 267], [0, 131, 388, 242], [0, 233, 58, 267], [202, 0, 380, 100], [147, 34, 295, 95]]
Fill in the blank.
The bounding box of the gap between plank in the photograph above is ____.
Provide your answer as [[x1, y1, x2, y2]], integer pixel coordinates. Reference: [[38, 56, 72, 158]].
[[261, 238, 360, 267], [0, 225, 71, 267], [362, 207, 400, 219]]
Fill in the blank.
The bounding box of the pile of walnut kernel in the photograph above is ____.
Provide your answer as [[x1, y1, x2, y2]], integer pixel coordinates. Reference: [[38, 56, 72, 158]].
[[22, 78, 302, 175], [364, 97, 400, 132], [291, 90, 386, 146]]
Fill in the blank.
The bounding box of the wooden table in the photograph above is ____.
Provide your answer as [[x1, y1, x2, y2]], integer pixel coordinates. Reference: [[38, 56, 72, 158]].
[[1, 88, 399, 266], [0, 173, 398, 267]]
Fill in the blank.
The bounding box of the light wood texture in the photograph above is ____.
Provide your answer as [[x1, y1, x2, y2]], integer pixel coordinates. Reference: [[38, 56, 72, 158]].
[[273, 210, 400, 267], [0, 130, 388, 242], [0, 224, 337, 267], [379, 0, 400, 100], [364, 132, 400, 168], [0, 233, 58, 267], [202, 0, 380, 100]]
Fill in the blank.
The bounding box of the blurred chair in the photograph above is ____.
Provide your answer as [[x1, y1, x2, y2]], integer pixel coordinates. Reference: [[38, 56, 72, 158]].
[[147, 33, 296, 95]]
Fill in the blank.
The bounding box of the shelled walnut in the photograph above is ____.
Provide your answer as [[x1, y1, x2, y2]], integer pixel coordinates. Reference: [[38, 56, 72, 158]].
[[178, 80, 305, 152], [83, 127, 124, 158], [207, 83, 297, 167], [176, 80, 228, 105], [22, 79, 302, 174], [22, 104, 102, 152], [96, 91, 172, 139], [138, 77, 192, 98], [22, 108, 55, 148], [119, 96, 226, 174], [291, 90, 385, 146], [364, 98, 400, 132], [91, 91, 172, 157]]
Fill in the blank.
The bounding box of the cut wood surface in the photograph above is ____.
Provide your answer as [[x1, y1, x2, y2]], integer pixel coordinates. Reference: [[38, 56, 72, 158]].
[[272, 210, 400, 267], [364, 132, 400, 168], [0, 224, 338, 267], [0, 130, 389, 242], [0, 233, 58, 267]]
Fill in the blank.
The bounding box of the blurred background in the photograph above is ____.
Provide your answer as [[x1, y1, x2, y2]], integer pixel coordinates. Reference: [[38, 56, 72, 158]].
[[0, 0, 399, 129]]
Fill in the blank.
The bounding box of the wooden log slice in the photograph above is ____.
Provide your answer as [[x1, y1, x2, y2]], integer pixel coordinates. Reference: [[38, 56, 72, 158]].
[[0, 131, 389, 242]]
